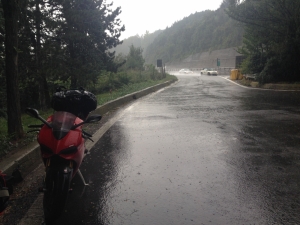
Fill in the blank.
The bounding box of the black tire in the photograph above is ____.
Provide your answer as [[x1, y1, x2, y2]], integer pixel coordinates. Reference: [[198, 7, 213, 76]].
[[43, 168, 72, 225], [208, 72, 210, 75]]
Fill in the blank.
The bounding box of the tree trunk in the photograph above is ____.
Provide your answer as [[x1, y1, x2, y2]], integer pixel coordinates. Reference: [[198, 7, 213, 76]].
[[70, 74, 77, 89], [35, 0, 46, 109], [43, 75, 51, 107], [69, 42, 78, 89], [2, 0, 24, 139]]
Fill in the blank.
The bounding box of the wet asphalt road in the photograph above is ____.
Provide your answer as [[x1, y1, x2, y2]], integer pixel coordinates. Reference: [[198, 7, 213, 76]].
[[26, 74, 300, 224]]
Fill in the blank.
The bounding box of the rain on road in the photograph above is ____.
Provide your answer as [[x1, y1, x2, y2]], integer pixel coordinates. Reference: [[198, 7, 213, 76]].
[[53, 74, 300, 225]]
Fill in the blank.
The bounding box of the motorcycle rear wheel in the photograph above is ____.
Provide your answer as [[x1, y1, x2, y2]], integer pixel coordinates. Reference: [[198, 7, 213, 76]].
[[43, 168, 72, 225]]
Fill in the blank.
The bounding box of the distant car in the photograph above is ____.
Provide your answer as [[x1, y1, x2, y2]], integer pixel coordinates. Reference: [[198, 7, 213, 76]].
[[200, 68, 218, 75], [179, 68, 193, 74]]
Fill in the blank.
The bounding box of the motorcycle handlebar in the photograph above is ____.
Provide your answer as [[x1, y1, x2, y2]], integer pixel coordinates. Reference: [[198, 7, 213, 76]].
[[28, 124, 44, 128], [82, 130, 92, 137], [27, 129, 40, 133]]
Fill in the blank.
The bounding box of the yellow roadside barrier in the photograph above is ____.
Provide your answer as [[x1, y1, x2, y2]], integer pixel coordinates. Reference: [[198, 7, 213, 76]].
[[230, 69, 243, 80]]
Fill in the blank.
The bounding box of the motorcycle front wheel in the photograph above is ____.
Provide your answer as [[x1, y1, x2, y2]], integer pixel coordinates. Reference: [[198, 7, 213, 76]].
[[43, 167, 73, 225]]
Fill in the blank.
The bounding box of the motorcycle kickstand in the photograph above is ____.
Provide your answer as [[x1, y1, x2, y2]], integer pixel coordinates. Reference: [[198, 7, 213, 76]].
[[77, 169, 89, 186]]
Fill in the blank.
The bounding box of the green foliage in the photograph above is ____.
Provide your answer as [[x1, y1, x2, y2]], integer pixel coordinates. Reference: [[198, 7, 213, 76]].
[[0, 132, 12, 156], [95, 73, 177, 105], [0, 5, 5, 112], [226, 0, 300, 83], [48, 0, 125, 88], [117, 72, 131, 86], [4, 0, 126, 112], [125, 45, 145, 70], [0, 109, 54, 157], [144, 64, 162, 80]]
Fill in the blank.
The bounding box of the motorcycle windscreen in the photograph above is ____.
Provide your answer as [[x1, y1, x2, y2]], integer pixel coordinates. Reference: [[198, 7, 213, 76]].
[[51, 111, 76, 140]]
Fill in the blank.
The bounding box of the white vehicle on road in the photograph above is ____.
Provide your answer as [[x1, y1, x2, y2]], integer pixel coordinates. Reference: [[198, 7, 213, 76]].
[[179, 68, 193, 74], [200, 68, 218, 75]]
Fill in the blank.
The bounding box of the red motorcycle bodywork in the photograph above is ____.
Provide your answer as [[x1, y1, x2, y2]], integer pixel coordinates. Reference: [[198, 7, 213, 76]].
[[37, 115, 85, 176]]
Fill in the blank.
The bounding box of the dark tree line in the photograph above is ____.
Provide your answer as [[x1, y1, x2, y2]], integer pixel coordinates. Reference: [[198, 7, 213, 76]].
[[1, 0, 23, 139], [0, 0, 124, 139], [225, 0, 300, 83]]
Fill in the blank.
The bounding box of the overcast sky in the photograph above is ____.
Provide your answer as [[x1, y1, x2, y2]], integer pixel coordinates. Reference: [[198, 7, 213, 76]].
[[112, 0, 223, 40]]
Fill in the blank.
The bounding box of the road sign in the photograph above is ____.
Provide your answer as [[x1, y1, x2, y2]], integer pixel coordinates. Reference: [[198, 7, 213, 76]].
[[217, 58, 220, 67], [157, 59, 162, 67]]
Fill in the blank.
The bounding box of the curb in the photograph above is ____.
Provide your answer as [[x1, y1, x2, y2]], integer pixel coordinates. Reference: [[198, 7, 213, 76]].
[[220, 76, 300, 92], [0, 79, 176, 176]]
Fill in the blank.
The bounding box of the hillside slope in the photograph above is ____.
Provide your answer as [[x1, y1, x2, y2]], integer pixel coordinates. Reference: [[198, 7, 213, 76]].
[[114, 4, 244, 67], [144, 7, 244, 65], [113, 30, 163, 57]]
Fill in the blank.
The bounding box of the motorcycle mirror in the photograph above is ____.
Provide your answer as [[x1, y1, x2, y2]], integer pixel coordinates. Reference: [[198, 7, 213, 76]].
[[26, 107, 52, 128], [71, 115, 102, 130], [26, 108, 39, 118]]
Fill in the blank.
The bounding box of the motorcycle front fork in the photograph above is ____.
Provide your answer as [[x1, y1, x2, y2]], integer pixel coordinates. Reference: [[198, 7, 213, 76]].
[[39, 159, 88, 193], [77, 169, 89, 186]]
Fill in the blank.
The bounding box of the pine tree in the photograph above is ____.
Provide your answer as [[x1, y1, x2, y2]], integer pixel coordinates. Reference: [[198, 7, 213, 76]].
[[51, 0, 125, 88], [1, 0, 24, 139]]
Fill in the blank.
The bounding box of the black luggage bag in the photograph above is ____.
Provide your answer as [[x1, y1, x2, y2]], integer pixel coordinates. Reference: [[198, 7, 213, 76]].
[[51, 88, 97, 120]]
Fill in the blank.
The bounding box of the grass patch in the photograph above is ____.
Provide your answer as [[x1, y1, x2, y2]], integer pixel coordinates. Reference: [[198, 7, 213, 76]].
[[96, 76, 174, 105], [0, 109, 54, 157]]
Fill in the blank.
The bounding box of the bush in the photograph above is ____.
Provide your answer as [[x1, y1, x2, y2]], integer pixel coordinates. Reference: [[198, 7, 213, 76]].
[[117, 72, 131, 85], [257, 57, 278, 84]]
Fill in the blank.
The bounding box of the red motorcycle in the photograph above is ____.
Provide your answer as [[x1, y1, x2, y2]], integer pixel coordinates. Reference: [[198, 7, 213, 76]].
[[26, 88, 101, 224]]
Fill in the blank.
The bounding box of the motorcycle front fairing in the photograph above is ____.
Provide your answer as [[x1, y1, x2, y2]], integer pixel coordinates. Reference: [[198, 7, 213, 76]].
[[37, 111, 85, 172]]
